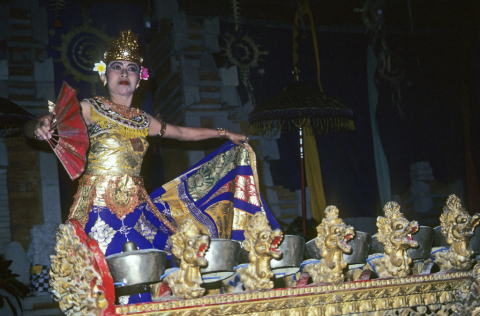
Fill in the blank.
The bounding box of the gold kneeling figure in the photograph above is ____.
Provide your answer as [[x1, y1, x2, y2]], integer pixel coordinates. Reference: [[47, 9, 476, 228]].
[[305, 206, 355, 285], [237, 212, 283, 291], [366, 201, 419, 278], [430, 194, 480, 272], [164, 218, 210, 299]]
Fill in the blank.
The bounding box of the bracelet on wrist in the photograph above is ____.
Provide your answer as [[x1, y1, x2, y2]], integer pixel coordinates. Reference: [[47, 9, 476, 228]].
[[217, 127, 227, 139], [157, 119, 167, 137]]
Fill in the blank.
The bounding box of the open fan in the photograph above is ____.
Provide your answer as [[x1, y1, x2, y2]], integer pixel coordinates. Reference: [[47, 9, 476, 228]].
[[46, 82, 88, 180]]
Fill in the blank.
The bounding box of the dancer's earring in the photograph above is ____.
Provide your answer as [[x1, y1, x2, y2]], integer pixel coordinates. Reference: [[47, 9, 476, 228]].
[[103, 80, 107, 86], [136, 82, 140, 89]]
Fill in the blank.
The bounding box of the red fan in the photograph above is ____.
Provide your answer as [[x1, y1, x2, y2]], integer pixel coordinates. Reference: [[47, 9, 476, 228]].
[[46, 82, 88, 180]]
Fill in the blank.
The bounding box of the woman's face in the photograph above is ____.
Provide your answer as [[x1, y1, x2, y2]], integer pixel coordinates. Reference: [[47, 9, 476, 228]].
[[105, 60, 140, 97]]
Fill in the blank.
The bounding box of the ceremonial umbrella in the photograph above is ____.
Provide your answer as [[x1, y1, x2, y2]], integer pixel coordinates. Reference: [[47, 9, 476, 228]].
[[248, 70, 355, 237], [0, 97, 35, 145], [249, 0, 356, 237], [249, 71, 354, 136]]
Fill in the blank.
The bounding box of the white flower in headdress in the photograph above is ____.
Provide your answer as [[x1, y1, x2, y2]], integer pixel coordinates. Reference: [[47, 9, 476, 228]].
[[93, 61, 106, 75]]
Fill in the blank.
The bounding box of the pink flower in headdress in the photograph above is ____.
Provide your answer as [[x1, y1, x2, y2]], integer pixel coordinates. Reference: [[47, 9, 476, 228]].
[[140, 66, 149, 80]]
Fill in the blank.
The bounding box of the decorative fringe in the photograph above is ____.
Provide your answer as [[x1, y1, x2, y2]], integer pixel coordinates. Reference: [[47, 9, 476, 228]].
[[91, 110, 148, 138], [249, 117, 355, 137]]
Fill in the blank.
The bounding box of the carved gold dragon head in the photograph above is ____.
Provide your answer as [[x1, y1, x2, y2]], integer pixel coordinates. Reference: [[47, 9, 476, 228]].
[[377, 201, 419, 254], [315, 206, 355, 257], [440, 194, 480, 246], [167, 218, 210, 268], [432, 194, 480, 272], [239, 212, 283, 291], [369, 201, 419, 278], [243, 212, 283, 260], [164, 218, 210, 298], [307, 205, 355, 285]]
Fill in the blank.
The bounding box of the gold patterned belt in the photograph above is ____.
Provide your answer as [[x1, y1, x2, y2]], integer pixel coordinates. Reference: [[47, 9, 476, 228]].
[[68, 172, 176, 233], [88, 173, 144, 210]]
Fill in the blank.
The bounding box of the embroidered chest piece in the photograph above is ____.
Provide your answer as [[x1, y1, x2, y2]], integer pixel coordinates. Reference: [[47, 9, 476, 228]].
[[86, 97, 149, 138]]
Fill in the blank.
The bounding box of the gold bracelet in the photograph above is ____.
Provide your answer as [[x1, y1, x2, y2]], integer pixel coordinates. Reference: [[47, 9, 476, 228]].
[[157, 119, 167, 137], [217, 127, 227, 139]]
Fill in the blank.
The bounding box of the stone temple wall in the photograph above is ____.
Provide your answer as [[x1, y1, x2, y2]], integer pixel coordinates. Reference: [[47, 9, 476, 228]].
[[0, 0, 61, 283]]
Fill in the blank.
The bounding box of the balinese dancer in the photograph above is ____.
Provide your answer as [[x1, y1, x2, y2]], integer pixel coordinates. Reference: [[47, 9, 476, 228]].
[[24, 30, 279, 303]]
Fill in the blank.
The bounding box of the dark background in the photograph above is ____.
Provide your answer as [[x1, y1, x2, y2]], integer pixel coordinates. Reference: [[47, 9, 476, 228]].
[[36, 0, 480, 221]]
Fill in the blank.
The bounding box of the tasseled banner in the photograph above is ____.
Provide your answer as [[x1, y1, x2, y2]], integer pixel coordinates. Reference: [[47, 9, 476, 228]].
[[91, 110, 148, 138]]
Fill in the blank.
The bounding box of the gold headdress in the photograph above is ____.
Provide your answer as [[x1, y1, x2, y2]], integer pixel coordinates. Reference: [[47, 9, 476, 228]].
[[104, 30, 143, 65]]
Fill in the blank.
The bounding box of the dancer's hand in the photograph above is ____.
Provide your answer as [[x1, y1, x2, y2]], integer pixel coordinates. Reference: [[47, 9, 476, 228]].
[[227, 130, 249, 148], [33, 116, 53, 141]]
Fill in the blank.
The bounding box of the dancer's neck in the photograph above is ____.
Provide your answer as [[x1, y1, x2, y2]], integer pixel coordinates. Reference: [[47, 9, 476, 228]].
[[109, 93, 133, 108]]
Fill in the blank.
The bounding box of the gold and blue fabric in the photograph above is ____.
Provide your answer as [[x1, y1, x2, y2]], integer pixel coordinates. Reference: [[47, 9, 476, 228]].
[[151, 140, 279, 242]]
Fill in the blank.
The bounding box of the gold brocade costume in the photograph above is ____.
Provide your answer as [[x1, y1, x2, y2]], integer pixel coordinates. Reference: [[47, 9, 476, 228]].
[[68, 97, 151, 226]]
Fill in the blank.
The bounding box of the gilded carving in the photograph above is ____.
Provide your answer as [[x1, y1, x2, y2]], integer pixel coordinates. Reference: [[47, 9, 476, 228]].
[[366, 201, 419, 278], [451, 262, 480, 315], [237, 212, 283, 291], [164, 218, 211, 299], [60, 197, 480, 316], [430, 194, 480, 272], [284, 272, 301, 288], [474, 306, 480, 316], [304, 206, 354, 285], [114, 271, 469, 315], [49, 221, 113, 315]]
